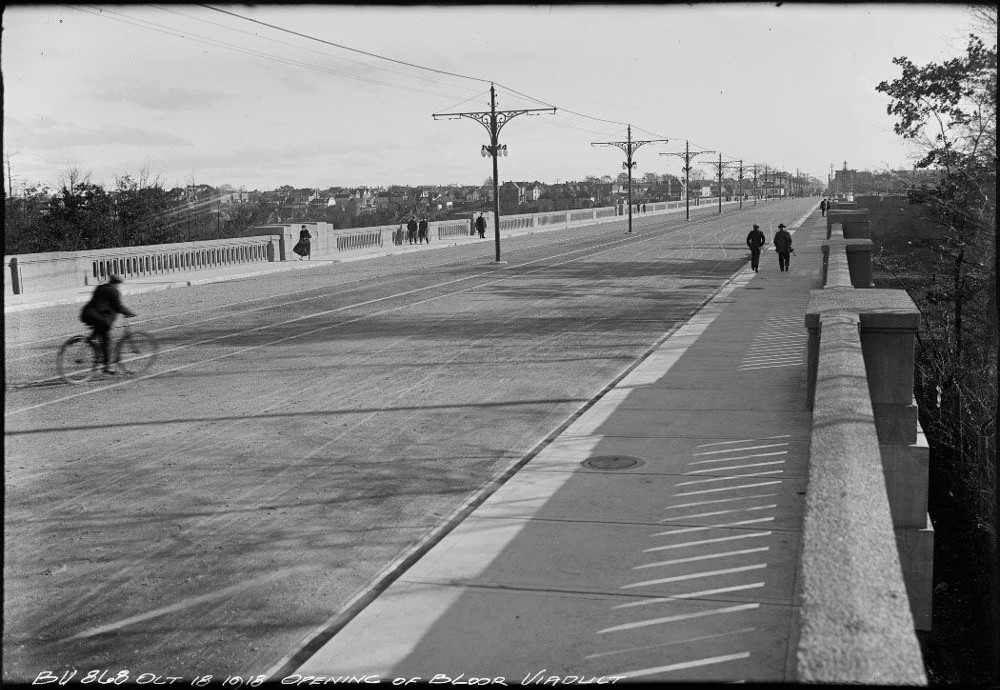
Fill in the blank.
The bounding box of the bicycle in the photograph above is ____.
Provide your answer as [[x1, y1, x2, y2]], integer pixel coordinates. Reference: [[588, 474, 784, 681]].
[[57, 318, 159, 384]]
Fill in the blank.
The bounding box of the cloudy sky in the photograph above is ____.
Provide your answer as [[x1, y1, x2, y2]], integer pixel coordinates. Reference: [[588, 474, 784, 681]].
[[1, 3, 985, 192]]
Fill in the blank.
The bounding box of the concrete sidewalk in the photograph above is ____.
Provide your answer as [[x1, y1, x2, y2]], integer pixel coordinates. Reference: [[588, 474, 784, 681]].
[[280, 212, 825, 684]]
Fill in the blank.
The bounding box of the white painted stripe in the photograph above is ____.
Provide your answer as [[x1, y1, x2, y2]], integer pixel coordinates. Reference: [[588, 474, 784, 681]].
[[599, 604, 760, 633], [667, 504, 778, 520], [584, 627, 756, 657], [660, 493, 779, 509], [651, 517, 776, 536], [687, 452, 789, 465], [694, 443, 789, 456], [643, 532, 772, 553], [676, 470, 784, 486], [684, 460, 786, 474], [696, 436, 790, 448], [615, 651, 751, 678], [613, 585, 766, 608], [675, 482, 783, 497], [634, 547, 770, 569], [621, 564, 767, 589]]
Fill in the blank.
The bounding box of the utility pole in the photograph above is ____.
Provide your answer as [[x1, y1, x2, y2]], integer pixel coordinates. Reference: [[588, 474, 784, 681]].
[[660, 140, 714, 221], [736, 160, 744, 209], [434, 83, 554, 262], [752, 164, 759, 205], [764, 165, 769, 202], [592, 125, 669, 233], [703, 154, 740, 214]]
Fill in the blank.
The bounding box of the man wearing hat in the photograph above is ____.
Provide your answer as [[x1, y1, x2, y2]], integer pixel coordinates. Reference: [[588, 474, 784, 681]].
[[80, 275, 136, 374], [746, 223, 766, 272], [773, 223, 794, 272]]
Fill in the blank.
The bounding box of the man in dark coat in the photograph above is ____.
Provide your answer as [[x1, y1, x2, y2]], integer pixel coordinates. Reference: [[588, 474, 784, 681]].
[[475, 214, 487, 239], [773, 223, 794, 272], [80, 275, 136, 374], [406, 216, 418, 244], [417, 217, 430, 244], [746, 224, 766, 272], [820, 198, 828, 216]]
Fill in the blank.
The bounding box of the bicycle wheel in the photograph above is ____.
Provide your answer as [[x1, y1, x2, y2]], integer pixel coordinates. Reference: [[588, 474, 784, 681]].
[[115, 330, 159, 376], [57, 336, 99, 384]]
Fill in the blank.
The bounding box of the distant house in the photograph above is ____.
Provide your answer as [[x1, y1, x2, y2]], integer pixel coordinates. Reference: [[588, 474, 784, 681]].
[[522, 182, 545, 203], [500, 181, 524, 206], [537, 190, 573, 212]]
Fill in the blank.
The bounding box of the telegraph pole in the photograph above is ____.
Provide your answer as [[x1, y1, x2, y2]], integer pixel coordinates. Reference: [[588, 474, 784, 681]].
[[592, 125, 669, 233], [433, 83, 555, 262], [660, 140, 714, 221], [752, 164, 759, 205]]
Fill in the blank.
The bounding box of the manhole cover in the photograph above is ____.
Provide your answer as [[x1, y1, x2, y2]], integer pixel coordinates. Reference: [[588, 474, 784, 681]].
[[582, 455, 642, 470]]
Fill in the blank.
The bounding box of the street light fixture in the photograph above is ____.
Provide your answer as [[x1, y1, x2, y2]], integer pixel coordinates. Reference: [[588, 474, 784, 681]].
[[434, 83, 554, 263]]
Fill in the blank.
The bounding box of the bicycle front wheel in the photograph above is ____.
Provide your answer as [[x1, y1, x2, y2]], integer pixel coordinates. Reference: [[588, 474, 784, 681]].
[[57, 336, 98, 384], [115, 330, 159, 376]]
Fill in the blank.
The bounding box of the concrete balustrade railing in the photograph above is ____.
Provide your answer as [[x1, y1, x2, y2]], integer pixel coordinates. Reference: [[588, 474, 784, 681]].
[[5, 236, 276, 296], [437, 221, 474, 240], [797, 309, 926, 684], [796, 223, 932, 682], [5, 196, 790, 296], [821, 224, 874, 288]]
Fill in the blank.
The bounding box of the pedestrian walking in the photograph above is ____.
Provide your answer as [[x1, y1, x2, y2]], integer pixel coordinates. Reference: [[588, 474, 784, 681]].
[[475, 213, 487, 239], [642, 203, 647, 214], [293, 224, 312, 260], [417, 217, 430, 244], [406, 216, 418, 245], [746, 223, 766, 273], [820, 198, 828, 216], [774, 223, 793, 272]]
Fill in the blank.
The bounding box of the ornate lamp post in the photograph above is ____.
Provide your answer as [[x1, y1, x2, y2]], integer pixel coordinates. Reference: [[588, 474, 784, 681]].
[[660, 141, 714, 221], [592, 125, 669, 233], [434, 84, 554, 262]]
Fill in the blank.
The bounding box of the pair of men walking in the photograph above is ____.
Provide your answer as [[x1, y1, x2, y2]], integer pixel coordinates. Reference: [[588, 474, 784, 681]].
[[746, 223, 794, 272], [406, 216, 430, 244]]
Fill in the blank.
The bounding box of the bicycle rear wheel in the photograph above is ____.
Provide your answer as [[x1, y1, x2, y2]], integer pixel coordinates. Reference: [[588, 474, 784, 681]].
[[115, 330, 159, 376], [57, 336, 98, 384]]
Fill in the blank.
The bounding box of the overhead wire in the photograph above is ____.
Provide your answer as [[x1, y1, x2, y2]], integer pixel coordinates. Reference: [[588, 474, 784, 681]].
[[153, 4, 477, 97], [68, 5, 482, 104], [69, 4, 788, 179]]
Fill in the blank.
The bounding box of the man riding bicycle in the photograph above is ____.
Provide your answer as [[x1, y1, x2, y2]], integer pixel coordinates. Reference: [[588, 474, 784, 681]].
[[80, 274, 136, 374]]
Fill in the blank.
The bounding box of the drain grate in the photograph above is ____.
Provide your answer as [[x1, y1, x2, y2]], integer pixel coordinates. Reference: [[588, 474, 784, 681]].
[[582, 455, 643, 470]]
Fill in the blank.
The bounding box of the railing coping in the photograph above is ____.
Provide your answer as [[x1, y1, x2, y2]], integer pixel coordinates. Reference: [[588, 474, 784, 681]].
[[805, 287, 919, 330], [5, 236, 277, 263], [797, 308, 926, 684]]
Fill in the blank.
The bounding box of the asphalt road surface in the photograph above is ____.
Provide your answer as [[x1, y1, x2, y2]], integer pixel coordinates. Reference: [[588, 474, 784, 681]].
[[4, 199, 816, 682]]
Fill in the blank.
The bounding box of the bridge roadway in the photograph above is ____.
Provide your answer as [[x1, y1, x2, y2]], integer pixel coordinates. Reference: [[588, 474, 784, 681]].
[[4, 198, 820, 683]]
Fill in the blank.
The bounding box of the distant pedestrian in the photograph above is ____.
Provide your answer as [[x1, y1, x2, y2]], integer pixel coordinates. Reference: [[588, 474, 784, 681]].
[[475, 213, 487, 239], [820, 198, 828, 216], [406, 216, 418, 244], [417, 217, 430, 244], [293, 224, 312, 260], [774, 223, 793, 272], [642, 203, 647, 214], [746, 223, 766, 273]]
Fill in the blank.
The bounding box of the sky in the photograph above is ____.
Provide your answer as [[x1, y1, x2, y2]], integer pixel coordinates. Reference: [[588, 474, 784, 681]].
[[1, 3, 988, 192]]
